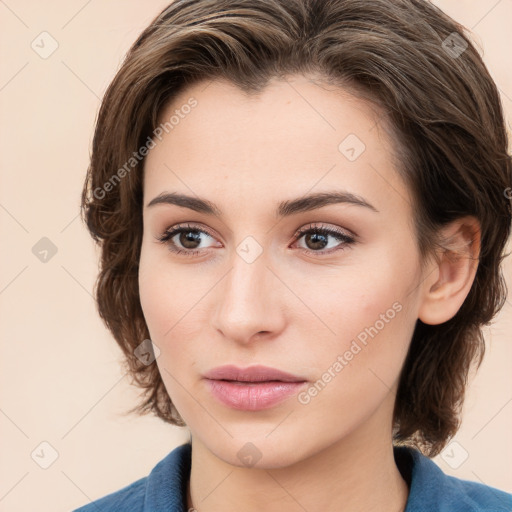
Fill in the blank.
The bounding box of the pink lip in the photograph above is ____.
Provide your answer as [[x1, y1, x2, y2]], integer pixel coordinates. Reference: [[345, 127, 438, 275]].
[[203, 364, 306, 382], [203, 365, 308, 411]]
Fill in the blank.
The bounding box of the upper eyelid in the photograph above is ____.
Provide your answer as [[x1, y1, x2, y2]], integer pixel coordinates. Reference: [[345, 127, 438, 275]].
[[292, 222, 355, 239], [156, 222, 357, 259], [160, 222, 355, 244]]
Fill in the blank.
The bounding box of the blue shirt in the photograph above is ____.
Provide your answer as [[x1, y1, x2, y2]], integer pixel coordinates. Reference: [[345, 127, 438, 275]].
[[73, 442, 512, 511]]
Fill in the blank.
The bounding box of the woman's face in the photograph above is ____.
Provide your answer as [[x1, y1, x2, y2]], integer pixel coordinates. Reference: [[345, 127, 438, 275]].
[[139, 75, 428, 468]]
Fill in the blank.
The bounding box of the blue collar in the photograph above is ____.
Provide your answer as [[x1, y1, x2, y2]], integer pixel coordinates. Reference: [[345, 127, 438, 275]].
[[146, 443, 511, 512], [77, 442, 512, 511]]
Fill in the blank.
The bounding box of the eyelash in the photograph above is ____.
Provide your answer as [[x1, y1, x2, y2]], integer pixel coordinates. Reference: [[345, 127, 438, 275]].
[[155, 222, 356, 258]]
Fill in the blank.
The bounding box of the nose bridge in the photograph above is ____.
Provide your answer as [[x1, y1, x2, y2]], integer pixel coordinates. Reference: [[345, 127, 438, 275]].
[[213, 243, 283, 342]]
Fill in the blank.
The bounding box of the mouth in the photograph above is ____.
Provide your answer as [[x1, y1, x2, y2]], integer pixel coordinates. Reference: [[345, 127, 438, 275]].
[[203, 365, 308, 410], [203, 364, 307, 383], [215, 380, 296, 385]]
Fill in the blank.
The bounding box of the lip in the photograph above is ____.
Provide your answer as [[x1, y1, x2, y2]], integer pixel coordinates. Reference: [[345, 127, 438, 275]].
[[203, 365, 308, 411], [203, 364, 306, 383]]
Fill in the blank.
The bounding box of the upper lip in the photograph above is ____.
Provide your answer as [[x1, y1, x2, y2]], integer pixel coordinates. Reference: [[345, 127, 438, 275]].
[[203, 365, 306, 383]]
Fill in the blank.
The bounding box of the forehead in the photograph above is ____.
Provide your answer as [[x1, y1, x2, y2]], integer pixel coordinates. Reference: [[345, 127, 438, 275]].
[[155, 75, 388, 151], [143, 75, 411, 218]]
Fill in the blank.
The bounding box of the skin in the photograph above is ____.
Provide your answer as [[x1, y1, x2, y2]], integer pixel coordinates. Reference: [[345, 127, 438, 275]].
[[138, 74, 480, 512]]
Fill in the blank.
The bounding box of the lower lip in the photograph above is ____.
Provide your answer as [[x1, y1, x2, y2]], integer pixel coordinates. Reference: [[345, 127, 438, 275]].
[[205, 379, 307, 411]]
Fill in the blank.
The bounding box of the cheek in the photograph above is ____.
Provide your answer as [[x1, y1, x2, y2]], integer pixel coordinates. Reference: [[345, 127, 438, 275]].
[[297, 247, 417, 393], [299, 252, 412, 345], [138, 248, 212, 379], [296, 286, 412, 432], [138, 256, 202, 415], [318, 291, 408, 388], [138, 254, 170, 340], [138, 244, 198, 338]]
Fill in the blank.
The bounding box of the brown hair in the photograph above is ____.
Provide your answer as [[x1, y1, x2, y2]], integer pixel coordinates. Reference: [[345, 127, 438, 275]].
[[81, 0, 512, 457]]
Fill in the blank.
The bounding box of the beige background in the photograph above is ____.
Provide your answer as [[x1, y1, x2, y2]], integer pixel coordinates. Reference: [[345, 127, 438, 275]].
[[0, 1, 511, 511]]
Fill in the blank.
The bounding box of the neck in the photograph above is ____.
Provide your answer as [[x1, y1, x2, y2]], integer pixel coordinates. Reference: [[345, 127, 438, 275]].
[[187, 403, 409, 512]]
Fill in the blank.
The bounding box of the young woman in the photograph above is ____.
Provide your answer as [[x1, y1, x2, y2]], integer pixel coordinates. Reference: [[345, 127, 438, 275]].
[[75, 0, 512, 510]]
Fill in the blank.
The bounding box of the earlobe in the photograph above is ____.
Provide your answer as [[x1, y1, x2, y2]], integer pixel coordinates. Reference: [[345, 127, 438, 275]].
[[418, 216, 481, 326]]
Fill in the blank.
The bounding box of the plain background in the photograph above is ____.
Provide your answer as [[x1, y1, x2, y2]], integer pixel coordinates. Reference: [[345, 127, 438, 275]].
[[0, 1, 511, 511]]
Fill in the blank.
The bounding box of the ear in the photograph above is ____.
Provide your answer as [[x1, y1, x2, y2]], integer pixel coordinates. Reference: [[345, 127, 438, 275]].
[[418, 216, 481, 325]]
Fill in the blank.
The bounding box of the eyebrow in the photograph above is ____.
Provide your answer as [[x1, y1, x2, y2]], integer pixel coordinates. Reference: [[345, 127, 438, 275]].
[[146, 190, 378, 217]]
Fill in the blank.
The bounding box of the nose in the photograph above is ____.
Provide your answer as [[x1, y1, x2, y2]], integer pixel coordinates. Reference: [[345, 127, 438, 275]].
[[211, 249, 286, 345]]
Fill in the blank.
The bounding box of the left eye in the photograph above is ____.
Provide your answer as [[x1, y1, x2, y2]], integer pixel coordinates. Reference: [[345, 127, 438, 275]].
[[293, 224, 355, 254], [155, 222, 356, 256]]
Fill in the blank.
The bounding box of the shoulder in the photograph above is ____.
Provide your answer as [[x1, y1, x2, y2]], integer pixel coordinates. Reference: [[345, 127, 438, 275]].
[[442, 473, 512, 511], [72, 477, 147, 512], [71, 442, 192, 512], [394, 445, 512, 511]]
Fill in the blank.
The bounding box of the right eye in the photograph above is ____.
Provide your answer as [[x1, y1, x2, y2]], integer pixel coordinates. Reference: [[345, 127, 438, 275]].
[[155, 223, 221, 256]]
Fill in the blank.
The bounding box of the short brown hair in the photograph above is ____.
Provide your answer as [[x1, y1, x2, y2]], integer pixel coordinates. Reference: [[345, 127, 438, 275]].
[[81, 0, 512, 457]]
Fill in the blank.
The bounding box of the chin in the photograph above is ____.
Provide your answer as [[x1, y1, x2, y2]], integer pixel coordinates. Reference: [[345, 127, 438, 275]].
[[195, 428, 316, 470]]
